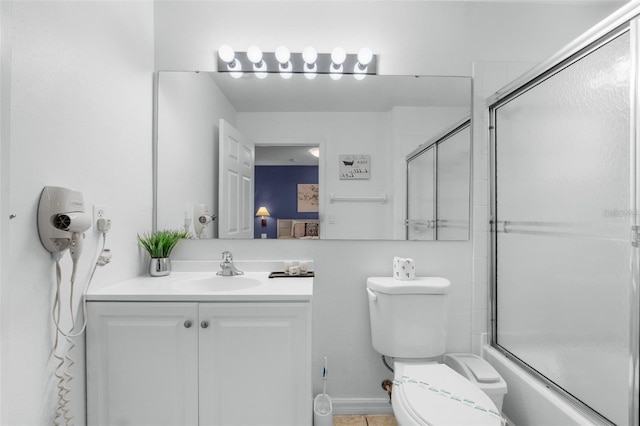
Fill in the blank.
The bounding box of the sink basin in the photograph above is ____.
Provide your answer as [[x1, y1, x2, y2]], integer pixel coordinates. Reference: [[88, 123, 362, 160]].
[[173, 275, 261, 292]]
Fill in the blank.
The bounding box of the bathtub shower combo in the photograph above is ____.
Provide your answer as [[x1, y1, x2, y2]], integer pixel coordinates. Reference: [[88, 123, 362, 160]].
[[487, 3, 639, 425]]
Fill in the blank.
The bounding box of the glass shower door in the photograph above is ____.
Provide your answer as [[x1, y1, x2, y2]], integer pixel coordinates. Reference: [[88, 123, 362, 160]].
[[437, 125, 471, 240], [491, 28, 633, 425], [407, 147, 435, 240]]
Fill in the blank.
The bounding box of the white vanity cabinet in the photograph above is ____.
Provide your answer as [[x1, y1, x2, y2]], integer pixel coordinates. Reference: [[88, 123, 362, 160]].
[[86, 301, 311, 426]]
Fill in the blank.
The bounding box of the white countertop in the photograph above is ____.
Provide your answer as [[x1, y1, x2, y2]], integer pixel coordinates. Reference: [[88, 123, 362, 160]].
[[86, 271, 313, 302]]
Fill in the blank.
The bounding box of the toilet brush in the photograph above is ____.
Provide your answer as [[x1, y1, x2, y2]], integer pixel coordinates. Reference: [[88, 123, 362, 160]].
[[313, 357, 333, 420]]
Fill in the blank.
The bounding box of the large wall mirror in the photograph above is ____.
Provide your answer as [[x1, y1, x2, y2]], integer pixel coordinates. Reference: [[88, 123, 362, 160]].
[[155, 71, 471, 240]]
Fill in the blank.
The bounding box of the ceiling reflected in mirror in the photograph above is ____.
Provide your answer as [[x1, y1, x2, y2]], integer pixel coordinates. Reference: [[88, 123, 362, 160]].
[[209, 72, 470, 112]]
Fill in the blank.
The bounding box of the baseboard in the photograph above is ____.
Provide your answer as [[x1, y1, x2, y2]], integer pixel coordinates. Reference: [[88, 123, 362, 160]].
[[330, 397, 394, 415]]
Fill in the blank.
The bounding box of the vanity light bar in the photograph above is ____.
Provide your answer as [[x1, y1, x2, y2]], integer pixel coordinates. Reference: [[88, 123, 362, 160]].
[[217, 45, 377, 78]]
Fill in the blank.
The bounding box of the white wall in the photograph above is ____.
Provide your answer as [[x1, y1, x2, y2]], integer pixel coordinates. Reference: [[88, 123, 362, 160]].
[[153, 0, 623, 76], [0, 2, 11, 421], [157, 71, 237, 236], [0, 2, 154, 424]]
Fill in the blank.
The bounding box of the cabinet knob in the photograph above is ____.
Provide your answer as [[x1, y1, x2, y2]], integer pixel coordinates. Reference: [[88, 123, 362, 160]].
[[184, 320, 193, 328], [201, 321, 209, 329]]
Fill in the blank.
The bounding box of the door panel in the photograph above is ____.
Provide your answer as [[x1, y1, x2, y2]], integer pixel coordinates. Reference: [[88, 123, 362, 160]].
[[219, 119, 254, 239]]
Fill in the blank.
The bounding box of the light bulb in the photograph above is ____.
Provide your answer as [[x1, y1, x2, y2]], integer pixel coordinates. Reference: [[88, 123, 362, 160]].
[[331, 47, 347, 66], [247, 46, 263, 64], [357, 47, 373, 66], [280, 69, 293, 80], [302, 46, 318, 65], [275, 46, 290, 64], [218, 45, 235, 63]]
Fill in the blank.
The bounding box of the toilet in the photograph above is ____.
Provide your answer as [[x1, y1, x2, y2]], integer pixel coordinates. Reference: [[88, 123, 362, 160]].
[[366, 277, 507, 426]]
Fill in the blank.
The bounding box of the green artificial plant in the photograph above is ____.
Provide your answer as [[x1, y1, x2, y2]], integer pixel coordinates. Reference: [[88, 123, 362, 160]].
[[137, 229, 189, 259]]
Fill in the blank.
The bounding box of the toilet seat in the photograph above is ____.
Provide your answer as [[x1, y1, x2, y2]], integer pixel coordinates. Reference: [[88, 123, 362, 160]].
[[392, 363, 504, 426]]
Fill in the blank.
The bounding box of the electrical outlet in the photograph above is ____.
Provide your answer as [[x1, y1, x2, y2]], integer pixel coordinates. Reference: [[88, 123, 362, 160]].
[[93, 204, 109, 230]]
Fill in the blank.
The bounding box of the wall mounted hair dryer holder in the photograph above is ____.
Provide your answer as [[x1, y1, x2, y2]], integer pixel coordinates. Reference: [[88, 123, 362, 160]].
[[37, 186, 91, 257]]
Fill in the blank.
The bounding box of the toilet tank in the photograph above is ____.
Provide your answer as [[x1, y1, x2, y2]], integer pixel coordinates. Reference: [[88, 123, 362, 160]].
[[366, 277, 450, 358]]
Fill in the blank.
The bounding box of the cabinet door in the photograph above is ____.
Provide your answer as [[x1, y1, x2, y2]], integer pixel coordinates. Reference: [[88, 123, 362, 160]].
[[87, 302, 199, 426], [199, 302, 311, 426]]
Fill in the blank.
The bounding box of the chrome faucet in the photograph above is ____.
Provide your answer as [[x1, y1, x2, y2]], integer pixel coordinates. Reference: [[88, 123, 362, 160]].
[[217, 251, 244, 276]]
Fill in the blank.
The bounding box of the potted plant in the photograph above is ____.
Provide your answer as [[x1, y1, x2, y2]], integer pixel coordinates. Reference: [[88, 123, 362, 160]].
[[137, 229, 189, 276]]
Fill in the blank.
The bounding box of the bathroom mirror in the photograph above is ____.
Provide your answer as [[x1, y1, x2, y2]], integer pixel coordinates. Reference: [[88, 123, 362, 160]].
[[155, 71, 471, 240]]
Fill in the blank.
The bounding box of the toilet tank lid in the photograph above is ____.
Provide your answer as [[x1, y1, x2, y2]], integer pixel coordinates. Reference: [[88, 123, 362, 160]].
[[366, 277, 450, 295], [444, 353, 503, 385]]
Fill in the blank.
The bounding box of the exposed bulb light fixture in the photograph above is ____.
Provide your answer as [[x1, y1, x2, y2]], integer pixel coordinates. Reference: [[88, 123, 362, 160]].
[[247, 46, 267, 78], [353, 70, 366, 81], [331, 47, 346, 74], [357, 47, 373, 68], [302, 46, 318, 66], [275, 46, 291, 71], [247, 46, 267, 73], [276, 46, 292, 79], [247, 45, 263, 65], [354, 47, 373, 80], [331, 47, 347, 66], [218, 44, 242, 78], [218, 44, 235, 64], [302, 46, 318, 78], [216, 45, 376, 78]]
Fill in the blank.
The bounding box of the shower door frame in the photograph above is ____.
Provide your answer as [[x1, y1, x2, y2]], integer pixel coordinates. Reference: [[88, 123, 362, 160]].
[[487, 3, 640, 425], [405, 116, 471, 241]]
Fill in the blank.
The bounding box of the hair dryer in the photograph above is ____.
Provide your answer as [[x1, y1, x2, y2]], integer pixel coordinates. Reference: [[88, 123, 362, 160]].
[[193, 204, 216, 239], [38, 186, 94, 426], [38, 186, 91, 260]]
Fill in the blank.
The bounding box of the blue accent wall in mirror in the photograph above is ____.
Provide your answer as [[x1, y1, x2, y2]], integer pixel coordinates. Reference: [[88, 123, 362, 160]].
[[254, 165, 319, 238]]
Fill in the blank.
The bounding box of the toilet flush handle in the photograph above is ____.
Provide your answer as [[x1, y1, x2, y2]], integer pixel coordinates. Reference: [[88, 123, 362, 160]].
[[366, 288, 378, 302]]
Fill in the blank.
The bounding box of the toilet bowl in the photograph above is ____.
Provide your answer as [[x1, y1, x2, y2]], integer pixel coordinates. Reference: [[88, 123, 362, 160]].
[[366, 277, 507, 426], [391, 361, 505, 426]]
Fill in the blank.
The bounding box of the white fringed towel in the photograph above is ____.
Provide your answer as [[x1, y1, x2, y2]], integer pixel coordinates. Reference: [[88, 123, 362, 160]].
[[393, 257, 415, 280]]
